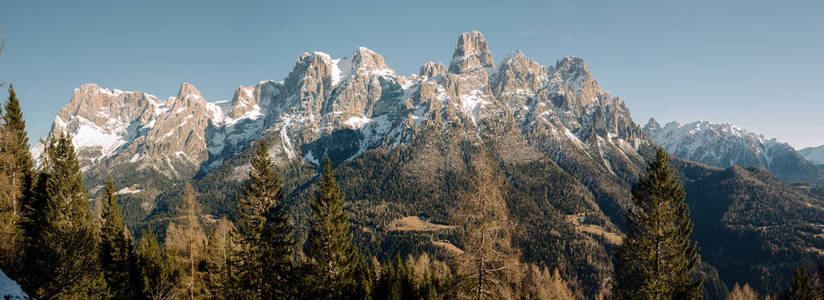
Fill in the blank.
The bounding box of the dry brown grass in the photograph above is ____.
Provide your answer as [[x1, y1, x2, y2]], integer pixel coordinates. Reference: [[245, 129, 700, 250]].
[[566, 214, 624, 245], [432, 240, 464, 255], [387, 216, 455, 232]]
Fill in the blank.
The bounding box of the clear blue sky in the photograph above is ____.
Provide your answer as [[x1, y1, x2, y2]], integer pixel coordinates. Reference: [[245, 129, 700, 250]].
[[1, 0, 822, 148]]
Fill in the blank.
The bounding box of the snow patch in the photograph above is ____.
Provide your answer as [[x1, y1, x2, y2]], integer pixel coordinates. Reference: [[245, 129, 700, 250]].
[[280, 118, 296, 159], [72, 117, 127, 156], [0, 268, 29, 299], [303, 151, 319, 165], [459, 89, 488, 125], [564, 128, 586, 149], [344, 116, 372, 129], [115, 186, 142, 195], [331, 55, 354, 86]]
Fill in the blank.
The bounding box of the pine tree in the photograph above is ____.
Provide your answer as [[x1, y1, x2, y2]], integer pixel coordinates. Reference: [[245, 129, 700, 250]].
[[0, 85, 33, 275], [232, 140, 295, 298], [615, 147, 703, 299], [136, 230, 181, 300], [779, 266, 814, 300], [100, 179, 134, 298], [19, 133, 106, 298], [304, 158, 368, 299], [375, 258, 402, 300]]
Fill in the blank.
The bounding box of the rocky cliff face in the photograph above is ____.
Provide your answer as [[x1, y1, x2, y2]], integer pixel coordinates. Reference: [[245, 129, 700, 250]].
[[34, 83, 218, 178], [41, 30, 646, 181], [645, 119, 824, 185]]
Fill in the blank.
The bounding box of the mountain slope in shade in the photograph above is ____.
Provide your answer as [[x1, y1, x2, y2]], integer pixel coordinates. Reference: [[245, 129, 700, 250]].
[[672, 159, 824, 294], [799, 144, 824, 166], [644, 118, 824, 185]]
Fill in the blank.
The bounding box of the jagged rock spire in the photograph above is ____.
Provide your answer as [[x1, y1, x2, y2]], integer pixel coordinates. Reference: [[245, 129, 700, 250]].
[[419, 61, 447, 78], [448, 31, 494, 74], [176, 82, 202, 99]]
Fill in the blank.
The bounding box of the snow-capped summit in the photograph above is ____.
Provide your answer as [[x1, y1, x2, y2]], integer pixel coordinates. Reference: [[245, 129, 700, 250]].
[[37, 31, 651, 201], [643, 117, 660, 133], [645, 119, 824, 185]]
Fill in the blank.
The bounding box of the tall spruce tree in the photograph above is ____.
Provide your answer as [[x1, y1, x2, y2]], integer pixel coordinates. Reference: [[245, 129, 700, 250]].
[[203, 218, 234, 299], [0, 85, 33, 275], [256, 142, 296, 298], [232, 140, 295, 298], [135, 230, 181, 300], [304, 158, 369, 299], [779, 266, 814, 300], [100, 179, 134, 299], [615, 147, 703, 299], [20, 133, 106, 298]]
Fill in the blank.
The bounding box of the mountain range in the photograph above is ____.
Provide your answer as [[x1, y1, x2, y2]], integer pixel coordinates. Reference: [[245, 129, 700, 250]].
[[644, 118, 824, 185], [799, 145, 824, 167], [33, 31, 824, 298]]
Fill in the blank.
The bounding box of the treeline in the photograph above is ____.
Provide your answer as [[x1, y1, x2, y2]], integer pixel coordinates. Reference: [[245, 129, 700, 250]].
[[0, 85, 822, 299]]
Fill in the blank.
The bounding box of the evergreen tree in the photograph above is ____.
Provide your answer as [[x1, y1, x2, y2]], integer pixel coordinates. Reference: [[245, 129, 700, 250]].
[[136, 230, 181, 300], [779, 266, 814, 300], [100, 179, 134, 299], [258, 144, 297, 298], [19, 133, 106, 298], [304, 158, 368, 299], [232, 140, 295, 298], [2, 85, 33, 187], [0, 85, 33, 276], [203, 218, 234, 299], [374, 256, 422, 300], [615, 147, 703, 299]]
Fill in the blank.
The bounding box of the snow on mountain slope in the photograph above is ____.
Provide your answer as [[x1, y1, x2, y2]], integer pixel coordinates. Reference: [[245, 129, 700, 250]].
[[34, 82, 265, 179], [799, 145, 824, 165], [38, 31, 650, 193], [645, 118, 824, 185]]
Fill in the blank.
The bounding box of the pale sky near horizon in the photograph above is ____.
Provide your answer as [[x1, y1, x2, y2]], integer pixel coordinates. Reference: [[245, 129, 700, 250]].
[[1, 0, 822, 148]]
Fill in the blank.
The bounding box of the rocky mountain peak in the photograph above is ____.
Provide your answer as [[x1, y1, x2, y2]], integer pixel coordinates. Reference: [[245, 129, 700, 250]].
[[553, 57, 595, 88], [545, 56, 601, 108], [448, 31, 494, 74], [644, 117, 661, 133], [490, 50, 546, 101], [501, 49, 527, 65], [176, 82, 202, 100], [350, 47, 392, 74]]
